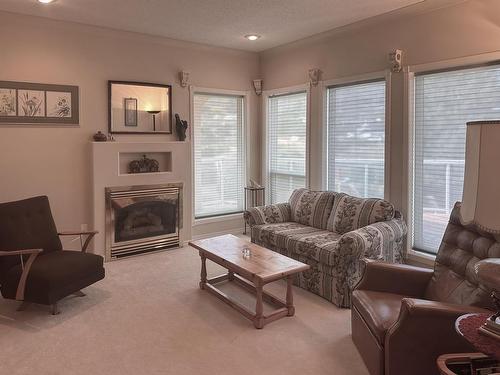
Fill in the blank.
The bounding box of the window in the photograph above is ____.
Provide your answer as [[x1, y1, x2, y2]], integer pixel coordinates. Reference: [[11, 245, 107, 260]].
[[412, 64, 500, 253], [193, 92, 245, 219], [267, 91, 307, 204], [326, 80, 386, 198]]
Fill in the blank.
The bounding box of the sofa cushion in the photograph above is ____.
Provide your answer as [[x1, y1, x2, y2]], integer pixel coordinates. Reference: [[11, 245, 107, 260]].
[[352, 290, 405, 345], [289, 188, 336, 229], [327, 193, 394, 234], [287, 231, 342, 266], [251, 222, 324, 250]]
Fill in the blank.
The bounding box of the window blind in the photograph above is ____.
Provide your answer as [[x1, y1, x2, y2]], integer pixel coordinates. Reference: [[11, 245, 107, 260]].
[[326, 80, 386, 198], [413, 64, 500, 253], [193, 93, 245, 218], [267, 91, 307, 204]]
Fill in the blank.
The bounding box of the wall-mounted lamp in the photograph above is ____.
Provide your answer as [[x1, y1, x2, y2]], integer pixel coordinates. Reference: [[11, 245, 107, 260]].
[[179, 71, 190, 88], [389, 49, 403, 73], [308, 69, 321, 86], [253, 79, 263, 96]]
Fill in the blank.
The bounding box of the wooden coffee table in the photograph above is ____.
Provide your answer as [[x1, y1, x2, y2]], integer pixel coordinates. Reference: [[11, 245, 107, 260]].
[[189, 234, 310, 329]]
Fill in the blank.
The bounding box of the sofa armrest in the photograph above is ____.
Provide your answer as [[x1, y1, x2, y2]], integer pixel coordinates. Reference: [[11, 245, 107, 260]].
[[355, 259, 434, 297], [244, 203, 291, 227], [338, 213, 407, 261], [384, 298, 491, 374], [58, 230, 98, 253], [0, 248, 43, 300]]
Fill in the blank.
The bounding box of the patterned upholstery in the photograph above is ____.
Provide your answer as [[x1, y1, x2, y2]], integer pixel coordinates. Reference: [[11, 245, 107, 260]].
[[245, 189, 406, 307], [425, 202, 500, 308], [327, 193, 395, 234], [243, 203, 291, 227], [289, 188, 336, 229]]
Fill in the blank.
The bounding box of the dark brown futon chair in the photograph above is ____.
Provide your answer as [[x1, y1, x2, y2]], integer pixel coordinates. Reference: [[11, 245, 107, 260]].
[[0, 196, 105, 314], [351, 202, 498, 375]]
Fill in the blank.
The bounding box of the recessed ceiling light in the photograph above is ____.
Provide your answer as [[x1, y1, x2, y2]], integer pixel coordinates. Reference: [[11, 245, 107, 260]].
[[245, 35, 261, 41], [38, 0, 55, 4]]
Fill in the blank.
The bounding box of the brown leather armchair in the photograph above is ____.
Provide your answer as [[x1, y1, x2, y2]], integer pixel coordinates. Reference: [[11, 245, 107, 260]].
[[0, 196, 105, 314], [351, 202, 499, 375]]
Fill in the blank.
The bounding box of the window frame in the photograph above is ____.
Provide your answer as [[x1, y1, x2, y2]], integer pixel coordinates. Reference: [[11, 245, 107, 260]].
[[262, 83, 311, 204], [320, 71, 391, 200], [404, 52, 500, 265], [190, 86, 250, 225]]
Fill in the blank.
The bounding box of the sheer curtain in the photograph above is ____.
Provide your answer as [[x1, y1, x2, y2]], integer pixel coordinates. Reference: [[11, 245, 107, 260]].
[[193, 93, 245, 218]]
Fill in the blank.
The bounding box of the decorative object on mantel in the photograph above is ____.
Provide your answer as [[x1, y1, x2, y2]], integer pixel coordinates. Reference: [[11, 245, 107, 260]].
[[0, 80, 79, 124], [308, 69, 321, 86], [389, 49, 403, 73], [129, 155, 160, 174], [253, 79, 263, 96], [93, 131, 108, 142], [179, 71, 190, 88], [175, 113, 188, 141], [109, 81, 172, 134]]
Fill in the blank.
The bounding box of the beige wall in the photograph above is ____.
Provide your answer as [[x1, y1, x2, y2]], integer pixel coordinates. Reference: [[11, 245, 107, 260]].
[[0, 11, 260, 242], [2, 0, 500, 249], [260, 0, 500, 214]]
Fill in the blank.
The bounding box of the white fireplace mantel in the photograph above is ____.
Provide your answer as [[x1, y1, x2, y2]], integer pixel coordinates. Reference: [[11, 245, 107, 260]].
[[91, 141, 191, 260]]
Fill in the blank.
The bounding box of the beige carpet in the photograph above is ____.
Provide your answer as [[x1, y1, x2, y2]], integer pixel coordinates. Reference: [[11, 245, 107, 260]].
[[0, 244, 369, 375]]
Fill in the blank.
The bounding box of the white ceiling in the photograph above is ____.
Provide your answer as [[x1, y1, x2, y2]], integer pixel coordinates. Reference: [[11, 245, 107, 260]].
[[0, 0, 457, 51]]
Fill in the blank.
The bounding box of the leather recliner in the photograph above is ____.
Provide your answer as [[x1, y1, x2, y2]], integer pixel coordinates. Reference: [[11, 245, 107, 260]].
[[351, 202, 498, 375]]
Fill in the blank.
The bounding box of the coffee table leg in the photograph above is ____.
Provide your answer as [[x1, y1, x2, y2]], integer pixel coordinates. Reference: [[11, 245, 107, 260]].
[[254, 283, 264, 329], [286, 275, 295, 316], [199, 253, 207, 290]]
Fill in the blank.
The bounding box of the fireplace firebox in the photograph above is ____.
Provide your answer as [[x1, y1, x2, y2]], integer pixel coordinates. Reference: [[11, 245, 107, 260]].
[[105, 184, 182, 259]]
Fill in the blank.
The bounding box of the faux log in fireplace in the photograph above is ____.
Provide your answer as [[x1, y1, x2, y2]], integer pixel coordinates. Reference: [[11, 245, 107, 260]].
[[105, 184, 182, 259]]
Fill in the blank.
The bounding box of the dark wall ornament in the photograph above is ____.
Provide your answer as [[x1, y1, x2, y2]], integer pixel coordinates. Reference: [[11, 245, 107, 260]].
[[175, 113, 188, 141], [129, 155, 160, 174]]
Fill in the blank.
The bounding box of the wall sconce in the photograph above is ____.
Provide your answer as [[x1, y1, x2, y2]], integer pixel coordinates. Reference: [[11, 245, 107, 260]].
[[179, 71, 190, 88], [389, 49, 403, 73], [253, 79, 263, 96], [308, 69, 321, 86]]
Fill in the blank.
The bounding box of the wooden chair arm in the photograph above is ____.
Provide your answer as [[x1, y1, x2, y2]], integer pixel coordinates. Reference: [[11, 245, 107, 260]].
[[58, 230, 98, 252], [0, 248, 42, 301]]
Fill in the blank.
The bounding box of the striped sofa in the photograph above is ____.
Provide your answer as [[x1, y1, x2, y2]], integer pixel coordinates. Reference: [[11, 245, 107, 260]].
[[244, 189, 407, 308]]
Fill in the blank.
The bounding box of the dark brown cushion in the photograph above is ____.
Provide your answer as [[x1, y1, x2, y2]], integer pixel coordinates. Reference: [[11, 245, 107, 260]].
[[0, 196, 62, 273], [352, 290, 406, 345], [1, 250, 104, 305]]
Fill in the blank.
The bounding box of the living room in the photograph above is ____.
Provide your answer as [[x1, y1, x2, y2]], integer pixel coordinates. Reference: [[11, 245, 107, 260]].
[[1, 0, 500, 374]]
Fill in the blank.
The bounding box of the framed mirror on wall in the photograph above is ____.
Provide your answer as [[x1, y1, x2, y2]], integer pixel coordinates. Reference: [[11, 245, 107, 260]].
[[109, 81, 172, 134]]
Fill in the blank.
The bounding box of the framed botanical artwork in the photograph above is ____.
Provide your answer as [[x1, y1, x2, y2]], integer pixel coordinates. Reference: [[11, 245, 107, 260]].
[[124, 97, 138, 127], [0, 81, 79, 125]]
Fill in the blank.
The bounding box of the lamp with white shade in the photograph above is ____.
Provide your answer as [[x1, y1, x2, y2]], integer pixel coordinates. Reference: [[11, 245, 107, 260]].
[[461, 120, 500, 342], [460, 120, 500, 235]]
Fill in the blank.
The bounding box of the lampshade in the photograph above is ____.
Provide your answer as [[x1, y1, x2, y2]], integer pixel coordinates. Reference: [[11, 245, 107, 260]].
[[460, 120, 500, 233]]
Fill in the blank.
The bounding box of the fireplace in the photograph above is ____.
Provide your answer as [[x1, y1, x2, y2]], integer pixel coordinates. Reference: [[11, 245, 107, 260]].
[[105, 184, 182, 259]]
